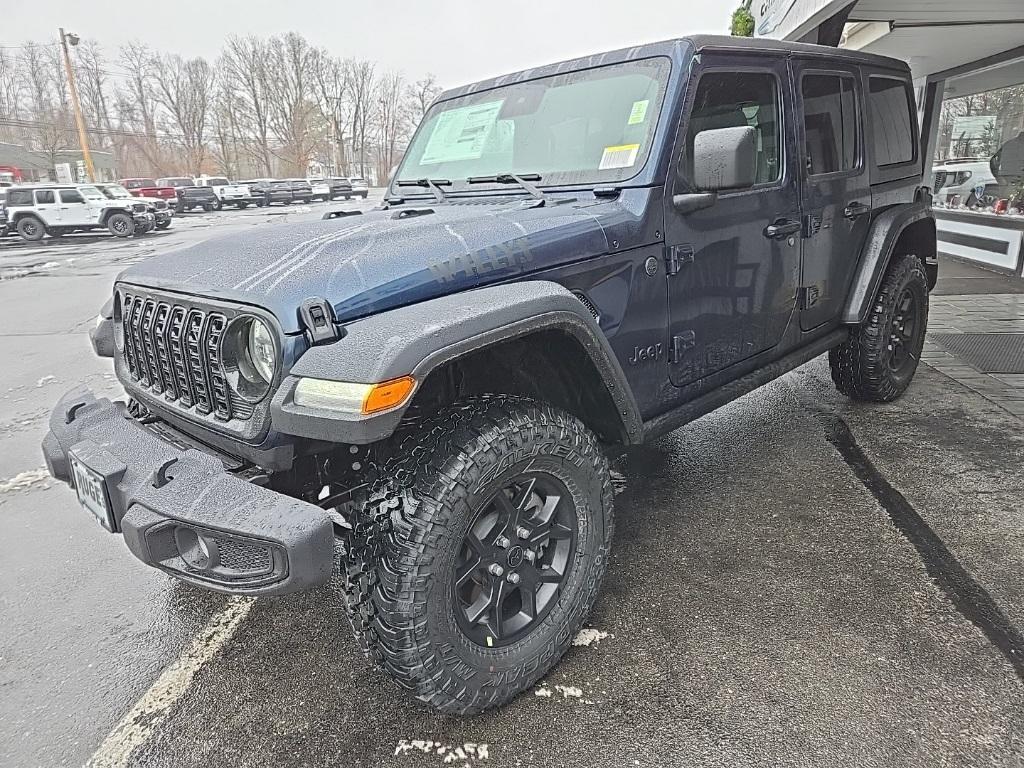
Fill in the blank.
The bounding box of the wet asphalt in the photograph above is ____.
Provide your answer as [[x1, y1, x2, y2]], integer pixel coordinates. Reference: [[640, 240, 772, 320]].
[[1, 201, 1022, 767]]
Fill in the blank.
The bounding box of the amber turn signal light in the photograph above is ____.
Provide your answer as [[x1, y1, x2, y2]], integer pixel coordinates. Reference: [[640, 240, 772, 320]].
[[362, 376, 416, 415]]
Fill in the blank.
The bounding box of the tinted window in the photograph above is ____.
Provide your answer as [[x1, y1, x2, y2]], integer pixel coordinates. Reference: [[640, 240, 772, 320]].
[[802, 74, 858, 176], [35, 190, 55, 204], [685, 71, 781, 186], [868, 77, 915, 166], [60, 189, 85, 204], [7, 189, 32, 206]]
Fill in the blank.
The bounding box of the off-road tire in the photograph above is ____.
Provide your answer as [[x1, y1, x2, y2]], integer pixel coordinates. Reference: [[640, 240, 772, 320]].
[[155, 219, 171, 230], [16, 216, 45, 242], [341, 395, 614, 715], [213, 199, 223, 211], [830, 253, 929, 401], [106, 212, 134, 238]]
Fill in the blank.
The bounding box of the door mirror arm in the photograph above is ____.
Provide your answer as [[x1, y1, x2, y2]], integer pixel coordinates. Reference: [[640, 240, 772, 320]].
[[672, 192, 717, 214]]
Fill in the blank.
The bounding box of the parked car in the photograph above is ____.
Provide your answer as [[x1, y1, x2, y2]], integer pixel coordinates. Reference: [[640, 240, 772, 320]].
[[321, 177, 354, 200], [0, 200, 7, 238], [242, 179, 294, 206], [96, 183, 173, 232], [195, 176, 258, 210], [157, 177, 219, 213], [119, 178, 177, 204], [932, 158, 997, 206], [286, 179, 313, 204], [307, 179, 332, 202], [44, 35, 935, 716], [347, 176, 369, 198], [6, 184, 151, 240]]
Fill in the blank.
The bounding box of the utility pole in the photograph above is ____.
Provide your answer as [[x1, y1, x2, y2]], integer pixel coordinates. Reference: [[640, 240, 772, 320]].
[[58, 28, 96, 182]]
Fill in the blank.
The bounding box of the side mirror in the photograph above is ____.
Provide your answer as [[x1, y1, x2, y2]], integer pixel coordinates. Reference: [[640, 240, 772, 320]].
[[692, 126, 757, 192]]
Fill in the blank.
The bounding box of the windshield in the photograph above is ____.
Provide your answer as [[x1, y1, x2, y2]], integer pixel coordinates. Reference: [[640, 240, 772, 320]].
[[161, 178, 193, 187], [123, 179, 156, 189], [396, 58, 669, 189], [100, 185, 131, 199], [79, 185, 105, 201], [207, 178, 229, 186]]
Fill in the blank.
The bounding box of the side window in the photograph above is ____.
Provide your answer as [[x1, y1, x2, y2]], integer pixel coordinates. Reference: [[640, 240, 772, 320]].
[[35, 190, 55, 204], [7, 189, 32, 206], [685, 71, 781, 186], [801, 74, 858, 176], [868, 76, 915, 166], [60, 189, 85, 204]]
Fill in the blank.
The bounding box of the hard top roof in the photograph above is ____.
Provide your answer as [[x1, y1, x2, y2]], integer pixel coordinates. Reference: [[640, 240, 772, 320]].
[[439, 35, 909, 101]]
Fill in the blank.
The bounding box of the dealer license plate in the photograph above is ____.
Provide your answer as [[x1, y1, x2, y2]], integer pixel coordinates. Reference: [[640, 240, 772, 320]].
[[69, 452, 116, 532]]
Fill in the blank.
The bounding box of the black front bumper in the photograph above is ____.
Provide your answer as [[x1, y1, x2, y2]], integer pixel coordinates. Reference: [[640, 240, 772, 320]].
[[42, 387, 334, 596]]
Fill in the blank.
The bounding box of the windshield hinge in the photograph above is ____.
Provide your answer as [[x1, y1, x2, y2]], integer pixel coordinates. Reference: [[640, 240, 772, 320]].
[[299, 297, 340, 345]]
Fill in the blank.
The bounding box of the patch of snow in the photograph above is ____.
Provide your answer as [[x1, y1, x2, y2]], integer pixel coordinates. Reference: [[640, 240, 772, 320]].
[[395, 739, 489, 765], [534, 686, 553, 697], [609, 469, 627, 494], [0, 468, 51, 494], [36, 375, 56, 387], [554, 685, 583, 699], [572, 628, 610, 647]]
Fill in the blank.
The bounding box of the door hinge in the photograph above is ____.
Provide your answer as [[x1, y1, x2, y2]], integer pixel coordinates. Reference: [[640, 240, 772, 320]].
[[799, 285, 820, 310], [670, 330, 696, 363], [664, 244, 694, 276]]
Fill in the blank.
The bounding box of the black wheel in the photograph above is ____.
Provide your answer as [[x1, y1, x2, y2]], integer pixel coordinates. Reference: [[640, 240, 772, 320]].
[[213, 199, 223, 211], [830, 253, 929, 402], [360, 192, 368, 199], [341, 396, 613, 714], [237, 202, 249, 209], [16, 217, 45, 242], [107, 212, 134, 237], [175, 202, 185, 214], [155, 219, 171, 230]]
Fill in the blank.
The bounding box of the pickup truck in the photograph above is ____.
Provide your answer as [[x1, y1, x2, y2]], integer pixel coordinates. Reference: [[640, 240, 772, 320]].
[[157, 177, 219, 213], [119, 178, 177, 204], [195, 176, 257, 210]]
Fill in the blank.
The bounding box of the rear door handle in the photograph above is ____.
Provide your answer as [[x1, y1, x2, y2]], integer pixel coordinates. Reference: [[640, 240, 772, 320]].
[[763, 218, 801, 240], [843, 201, 870, 220]]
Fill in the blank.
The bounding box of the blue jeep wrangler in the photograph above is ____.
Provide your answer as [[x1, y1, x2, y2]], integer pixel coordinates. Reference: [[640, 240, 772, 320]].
[[43, 35, 936, 714]]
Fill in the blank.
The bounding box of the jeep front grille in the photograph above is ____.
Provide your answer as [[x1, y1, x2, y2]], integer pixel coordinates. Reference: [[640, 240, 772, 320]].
[[121, 293, 239, 421], [132, 202, 147, 213]]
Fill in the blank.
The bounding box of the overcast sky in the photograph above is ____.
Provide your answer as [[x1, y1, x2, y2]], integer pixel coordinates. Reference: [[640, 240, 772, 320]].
[[4, 1, 734, 88]]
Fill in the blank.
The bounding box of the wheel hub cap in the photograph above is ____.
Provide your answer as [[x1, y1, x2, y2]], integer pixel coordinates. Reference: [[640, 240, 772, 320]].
[[453, 475, 577, 647]]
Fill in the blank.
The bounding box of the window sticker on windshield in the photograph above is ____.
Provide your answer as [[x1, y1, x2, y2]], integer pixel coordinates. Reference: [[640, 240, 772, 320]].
[[420, 100, 504, 165], [628, 100, 650, 125], [599, 143, 640, 170]]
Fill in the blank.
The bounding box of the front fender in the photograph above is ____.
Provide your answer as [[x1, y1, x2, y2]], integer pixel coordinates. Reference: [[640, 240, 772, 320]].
[[842, 201, 936, 325], [271, 281, 643, 445]]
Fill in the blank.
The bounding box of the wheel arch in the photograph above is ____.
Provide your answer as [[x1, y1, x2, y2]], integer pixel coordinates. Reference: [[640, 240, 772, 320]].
[[842, 201, 937, 325], [272, 281, 644, 446]]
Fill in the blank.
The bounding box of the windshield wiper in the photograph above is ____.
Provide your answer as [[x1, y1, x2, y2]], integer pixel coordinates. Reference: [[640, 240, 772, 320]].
[[467, 173, 545, 200], [395, 177, 451, 203]]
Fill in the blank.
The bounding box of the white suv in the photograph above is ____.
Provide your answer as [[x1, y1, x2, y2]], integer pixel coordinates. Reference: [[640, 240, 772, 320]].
[[5, 184, 153, 241], [932, 158, 997, 206]]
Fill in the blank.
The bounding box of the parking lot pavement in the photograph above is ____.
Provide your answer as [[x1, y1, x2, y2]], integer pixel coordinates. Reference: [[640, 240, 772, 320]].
[[2, 223, 1023, 766]]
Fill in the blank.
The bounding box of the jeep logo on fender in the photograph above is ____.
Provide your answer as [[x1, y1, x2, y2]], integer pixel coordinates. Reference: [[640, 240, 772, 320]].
[[629, 343, 663, 365]]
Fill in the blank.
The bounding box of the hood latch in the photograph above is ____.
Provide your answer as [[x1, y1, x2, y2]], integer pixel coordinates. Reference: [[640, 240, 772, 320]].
[[299, 297, 341, 344]]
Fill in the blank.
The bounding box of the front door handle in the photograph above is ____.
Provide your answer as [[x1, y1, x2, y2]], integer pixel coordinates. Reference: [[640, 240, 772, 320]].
[[763, 218, 801, 240], [843, 201, 870, 220]]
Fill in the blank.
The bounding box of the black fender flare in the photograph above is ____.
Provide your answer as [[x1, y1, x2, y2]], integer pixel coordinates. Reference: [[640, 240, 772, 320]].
[[271, 281, 643, 445], [841, 201, 936, 325]]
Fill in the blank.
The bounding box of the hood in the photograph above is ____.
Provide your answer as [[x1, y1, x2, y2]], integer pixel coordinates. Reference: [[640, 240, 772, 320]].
[[118, 195, 643, 333]]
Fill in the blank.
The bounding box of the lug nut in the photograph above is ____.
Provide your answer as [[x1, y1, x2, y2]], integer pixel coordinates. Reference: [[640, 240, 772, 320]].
[[506, 573, 520, 585], [495, 535, 510, 549], [524, 550, 536, 563], [516, 526, 530, 540], [488, 563, 504, 577]]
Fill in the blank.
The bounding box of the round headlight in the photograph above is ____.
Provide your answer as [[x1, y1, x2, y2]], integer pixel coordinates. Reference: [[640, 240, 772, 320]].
[[246, 319, 276, 383]]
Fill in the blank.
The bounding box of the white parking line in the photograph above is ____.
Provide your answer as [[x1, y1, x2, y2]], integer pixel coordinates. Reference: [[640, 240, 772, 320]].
[[87, 596, 255, 768]]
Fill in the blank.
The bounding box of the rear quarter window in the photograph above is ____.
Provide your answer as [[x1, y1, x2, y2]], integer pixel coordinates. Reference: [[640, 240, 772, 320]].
[[868, 76, 916, 166], [7, 189, 32, 206]]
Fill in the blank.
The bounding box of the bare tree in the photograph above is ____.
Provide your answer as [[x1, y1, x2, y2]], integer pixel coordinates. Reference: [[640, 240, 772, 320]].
[[407, 73, 441, 127], [221, 36, 274, 176], [151, 53, 213, 174], [311, 49, 350, 176], [74, 40, 116, 149], [264, 33, 322, 176], [376, 71, 406, 183], [346, 59, 376, 177]]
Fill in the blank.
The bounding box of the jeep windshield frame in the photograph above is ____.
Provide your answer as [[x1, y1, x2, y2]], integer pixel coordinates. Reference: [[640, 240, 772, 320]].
[[394, 56, 672, 194]]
